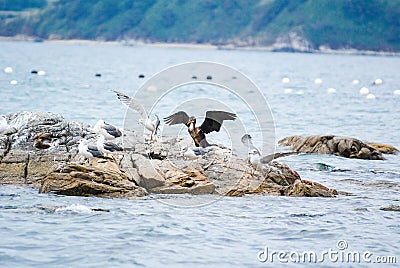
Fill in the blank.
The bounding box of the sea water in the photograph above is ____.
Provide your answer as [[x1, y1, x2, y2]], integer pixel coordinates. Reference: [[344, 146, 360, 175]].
[[0, 41, 399, 267]]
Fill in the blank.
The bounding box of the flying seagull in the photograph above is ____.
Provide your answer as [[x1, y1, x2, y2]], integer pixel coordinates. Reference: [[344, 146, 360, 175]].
[[164, 110, 236, 147], [241, 134, 296, 166], [78, 139, 105, 165], [93, 120, 122, 140], [96, 134, 123, 155], [112, 90, 160, 140]]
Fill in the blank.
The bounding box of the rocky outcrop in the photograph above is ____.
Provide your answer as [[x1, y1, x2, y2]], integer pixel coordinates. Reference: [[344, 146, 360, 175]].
[[365, 142, 399, 155], [380, 205, 400, 212], [39, 159, 147, 199], [0, 111, 95, 187], [0, 111, 339, 198], [278, 135, 390, 160]]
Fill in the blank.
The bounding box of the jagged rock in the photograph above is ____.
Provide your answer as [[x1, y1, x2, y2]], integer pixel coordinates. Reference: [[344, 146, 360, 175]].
[[0, 111, 102, 187], [128, 153, 166, 189], [0, 135, 11, 159], [0, 149, 28, 185], [40, 160, 147, 199], [27, 153, 71, 187], [287, 180, 337, 197], [365, 142, 399, 154], [1, 111, 338, 198], [279, 135, 385, 160]]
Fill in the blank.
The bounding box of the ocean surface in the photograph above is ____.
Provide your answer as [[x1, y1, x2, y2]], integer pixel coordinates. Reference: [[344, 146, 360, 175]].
[[0, 41, 399, 267]]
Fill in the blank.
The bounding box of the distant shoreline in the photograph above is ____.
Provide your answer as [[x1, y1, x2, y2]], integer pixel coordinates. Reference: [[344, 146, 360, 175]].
[[1, 36, 399, 57]]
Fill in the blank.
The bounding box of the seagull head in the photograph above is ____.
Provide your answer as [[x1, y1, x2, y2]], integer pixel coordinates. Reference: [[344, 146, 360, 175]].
[[78, 139, 88, 146], [241, 134, 252, 146]]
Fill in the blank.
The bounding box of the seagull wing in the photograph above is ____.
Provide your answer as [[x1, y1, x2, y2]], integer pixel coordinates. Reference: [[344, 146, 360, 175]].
[[112, 90, 148, 120], [103, 122, 122, 138], [200, 111, 237, 134], [164, 111, 190, 125], [260, 152, 297, 164], [103, 141, 123, 152], [153, 115, 160, 134]]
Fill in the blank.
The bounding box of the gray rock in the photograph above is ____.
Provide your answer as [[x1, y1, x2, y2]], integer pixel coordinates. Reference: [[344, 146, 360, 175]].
[[380, 205, 400, 212], [279, 135, 385, 160]]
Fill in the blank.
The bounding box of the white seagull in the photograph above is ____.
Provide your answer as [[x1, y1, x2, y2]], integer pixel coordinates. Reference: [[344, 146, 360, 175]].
[[0, 115, 8, 134], [112, 90, 160, 141], [96, 134, 123, 155], [241, 134, 296, 166], [180, 146, 207, 160], [93, 120, 122, 140], [241, 134, 262, 168], [78, 139, 104, 165]]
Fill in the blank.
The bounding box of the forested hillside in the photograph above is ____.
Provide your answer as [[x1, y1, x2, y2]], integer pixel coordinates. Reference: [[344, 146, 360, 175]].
[[1, 0, 399, 51]]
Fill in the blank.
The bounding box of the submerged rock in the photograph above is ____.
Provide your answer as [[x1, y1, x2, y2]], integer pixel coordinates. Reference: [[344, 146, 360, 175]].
[[0, 111, 338, 198], [279, 135, 386, 160], [379, 205, 400, 212]]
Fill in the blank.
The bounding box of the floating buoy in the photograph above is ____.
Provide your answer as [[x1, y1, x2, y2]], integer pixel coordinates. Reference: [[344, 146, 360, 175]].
[[95, 73, 102, 77], [352, 79, 360, 85], [138, 74, 145, 78], [206, 75, 212, 80], [284, 88, 293, 94], [31, 70, 38, 74], [366, 93, 376, 99], [192, 75, 197, 80], [10, 80, 18, 85], [359, 87, 369, 95], [314, 78, 323, 85], [4, 67, 13, 73], [373, 78, 383, 85], [393, 90, 400, 95], [37, 70, 46, 76], [281, 77, 290, 84], [327, 88, 336, 94]]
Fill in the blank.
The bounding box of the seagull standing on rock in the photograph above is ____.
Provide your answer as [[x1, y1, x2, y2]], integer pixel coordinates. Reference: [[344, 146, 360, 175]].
[[0, 115, 8, 134], [78, 139, 104, 165], [241, 134, 262, 168], [164, 110, 236, 147], [241, 134, 296, 166], [180, 146, 207, 160], [112, 90, 160, 141], [96, 134, 123, 155], [93, 120, 122, 140]]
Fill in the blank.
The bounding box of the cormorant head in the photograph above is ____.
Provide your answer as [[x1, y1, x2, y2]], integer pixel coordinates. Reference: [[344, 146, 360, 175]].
[[187, 116, 196, 126]]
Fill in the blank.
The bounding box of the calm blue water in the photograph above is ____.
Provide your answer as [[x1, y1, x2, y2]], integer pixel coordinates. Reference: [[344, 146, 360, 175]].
[[0, 41, 400, 267]]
